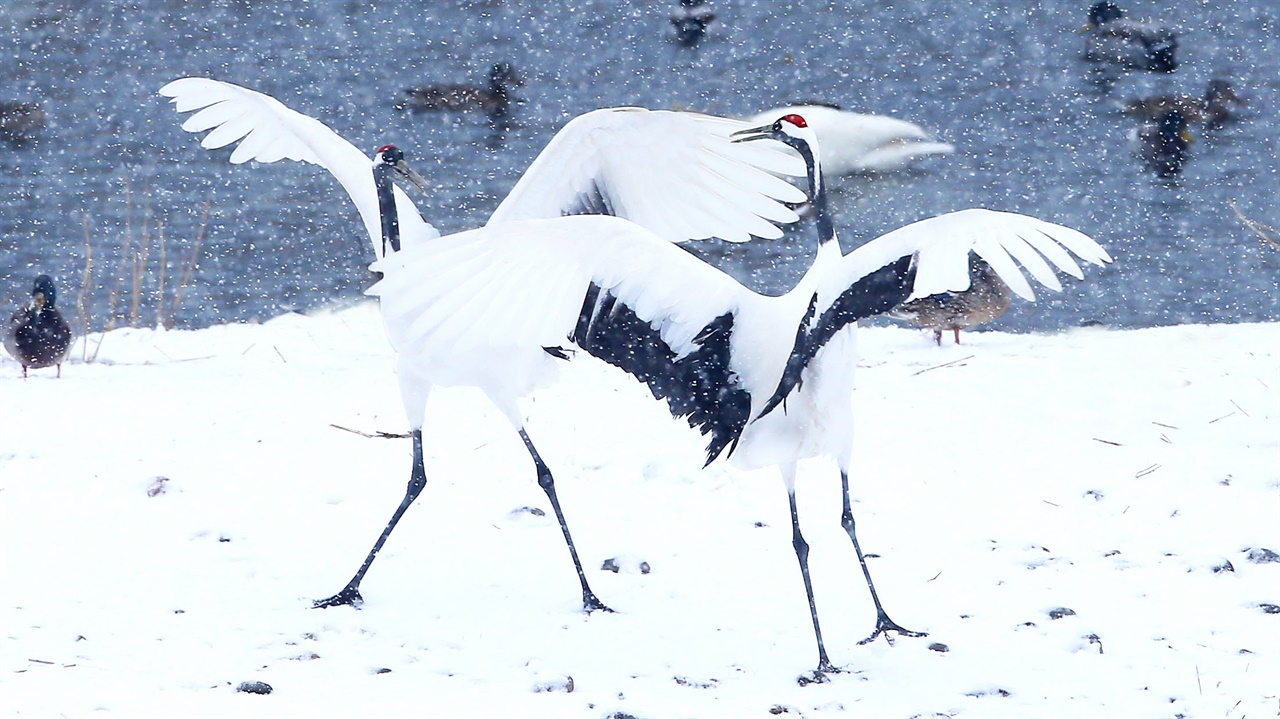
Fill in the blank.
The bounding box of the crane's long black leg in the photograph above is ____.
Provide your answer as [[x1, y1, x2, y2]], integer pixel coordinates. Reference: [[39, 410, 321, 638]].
[[840, 470, 927, 644], [787, 489, 837, 675], [518, 428, 612, 614], [313, 429, 429, 608]]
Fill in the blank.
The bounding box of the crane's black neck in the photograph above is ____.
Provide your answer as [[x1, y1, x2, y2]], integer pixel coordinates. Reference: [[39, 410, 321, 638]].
[[373, 161, 401, 255], [792, 140, 835, 248]]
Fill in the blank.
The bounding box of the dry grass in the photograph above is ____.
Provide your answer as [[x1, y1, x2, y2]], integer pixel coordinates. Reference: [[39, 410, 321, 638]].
[[1228, 199, 1280, 251], [74, 178, 210, 361]]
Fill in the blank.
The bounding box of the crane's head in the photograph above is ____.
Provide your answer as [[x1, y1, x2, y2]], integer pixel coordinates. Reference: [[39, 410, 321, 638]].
[[730, 113, 823, 201], [374, 144, 430, 197], [730, 113, 816, 154]]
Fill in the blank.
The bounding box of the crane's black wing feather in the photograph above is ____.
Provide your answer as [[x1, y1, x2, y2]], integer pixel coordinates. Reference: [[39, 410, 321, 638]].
[[571, 283, 750, 465], [758, 255, 916, 419]]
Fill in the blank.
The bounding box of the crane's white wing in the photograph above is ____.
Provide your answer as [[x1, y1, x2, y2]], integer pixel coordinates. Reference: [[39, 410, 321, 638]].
[[833, 208, 1112, 304], [487, 108, 807, 243], [748, 105, 954, 175], [370, 214, 764, 462], [370, 214, 752, 360], [159, 78, 439, 260]]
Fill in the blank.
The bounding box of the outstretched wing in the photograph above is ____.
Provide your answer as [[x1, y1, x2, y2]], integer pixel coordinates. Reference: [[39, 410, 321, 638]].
[[369, 215, 761, 463], [758, 209, 1111, 417], [159, 77, 439, 260], [834, 208, 1112, 303], [488, 108, 807, 243]]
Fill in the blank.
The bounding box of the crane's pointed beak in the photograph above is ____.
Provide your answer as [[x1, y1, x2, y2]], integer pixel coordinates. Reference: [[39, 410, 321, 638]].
[[731, 123, 773, 143], [392, 159, 431, 197]]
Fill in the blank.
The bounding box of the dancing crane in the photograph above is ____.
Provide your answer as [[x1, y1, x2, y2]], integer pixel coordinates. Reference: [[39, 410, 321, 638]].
[[367, 115, 1111, 674], [163, 81, 1110, 671], [160, 77, 807, 613]]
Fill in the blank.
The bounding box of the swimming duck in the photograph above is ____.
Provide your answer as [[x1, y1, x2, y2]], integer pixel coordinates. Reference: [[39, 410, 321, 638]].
[[1123, 79, 1246, 125], [889, 255, 1011, 344], [396, 63, 522, 117], [0, 101, 45, 144], [1081, 1, 1178, 73], [1134, 110, 1192, 177], [746, 103, 954, 177], [670, 0, 715, 46], [5, 275, 72, 378]]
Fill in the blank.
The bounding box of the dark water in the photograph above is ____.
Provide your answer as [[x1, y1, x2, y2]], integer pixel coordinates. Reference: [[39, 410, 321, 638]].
[[2, 0, 1278, 333]]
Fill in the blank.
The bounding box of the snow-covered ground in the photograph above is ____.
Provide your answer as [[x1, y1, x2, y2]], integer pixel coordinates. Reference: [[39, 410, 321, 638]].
[[2, 303, 1277, 718]]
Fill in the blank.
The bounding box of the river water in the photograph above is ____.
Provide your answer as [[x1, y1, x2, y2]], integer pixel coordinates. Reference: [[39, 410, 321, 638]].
[[2, 0, 1277, 333]]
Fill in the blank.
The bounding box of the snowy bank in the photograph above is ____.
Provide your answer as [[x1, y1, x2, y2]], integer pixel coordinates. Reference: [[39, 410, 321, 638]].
[[2, 303, 1277, 718]]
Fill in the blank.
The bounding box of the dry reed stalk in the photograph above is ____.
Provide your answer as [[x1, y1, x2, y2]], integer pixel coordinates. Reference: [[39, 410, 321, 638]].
[[155, 223, 167, 329], [1228, 199, 1280, 251], [76, 213, 93, 361], [168, 195, 210, 329], [129, 203, 153, 328], [105, 179, 133, 332]]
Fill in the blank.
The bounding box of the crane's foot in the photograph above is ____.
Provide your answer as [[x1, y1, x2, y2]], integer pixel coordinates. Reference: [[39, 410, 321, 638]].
[[583, 591, 615, 614], [857, 613, 927, 645], [797, 662, 843, 686], [312, 585, 363, 609]]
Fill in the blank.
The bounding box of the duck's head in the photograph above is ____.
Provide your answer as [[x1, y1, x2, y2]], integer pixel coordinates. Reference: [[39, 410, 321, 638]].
[[490, 63, 523, 89], [1159, 110, 1191, 139], [1083, 1, 1124, 30], [1206, 79, 1245, 107], [31, 274, 56, 311]]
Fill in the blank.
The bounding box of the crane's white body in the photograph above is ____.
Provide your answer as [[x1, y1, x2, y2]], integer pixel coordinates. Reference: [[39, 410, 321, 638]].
[[748, 105, 954, 176]]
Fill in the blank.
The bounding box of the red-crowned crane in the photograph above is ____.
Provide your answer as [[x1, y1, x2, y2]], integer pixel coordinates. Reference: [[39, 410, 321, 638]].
[[366, 115, 1111, 675], [163, 80, 1111, 673], [160, 77, 807, 614]]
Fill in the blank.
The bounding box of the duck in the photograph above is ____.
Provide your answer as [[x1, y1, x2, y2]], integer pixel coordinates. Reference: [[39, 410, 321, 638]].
[[0, 101, 45, 144], [1134, 110, 1192, 177], [5, 275, 72, 378], [889, 255, 1011, 345], [1123, 79, 1246, 125], [396, 62, 522, 117], [670, 0, 715, 46], [1081, 1, 1178, 73], [745, 103, 954, 177]]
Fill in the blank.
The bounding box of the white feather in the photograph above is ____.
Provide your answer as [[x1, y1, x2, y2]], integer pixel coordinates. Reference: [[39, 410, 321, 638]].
[[159, 78, 439, 260], [834, 209, 1113, 304], [747, 105, 955, 176], [489, 107, 806, 242]]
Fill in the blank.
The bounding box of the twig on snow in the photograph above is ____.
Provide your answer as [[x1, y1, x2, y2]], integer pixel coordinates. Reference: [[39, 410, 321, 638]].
[[329, 424, 410, 439], [912, 354, 975, 376]]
